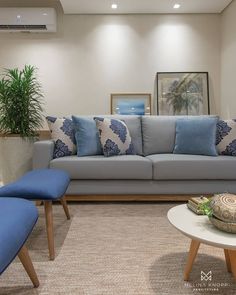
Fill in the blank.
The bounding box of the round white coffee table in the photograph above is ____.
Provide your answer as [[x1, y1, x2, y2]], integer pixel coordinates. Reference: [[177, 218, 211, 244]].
[[167, 204, 236, 281]]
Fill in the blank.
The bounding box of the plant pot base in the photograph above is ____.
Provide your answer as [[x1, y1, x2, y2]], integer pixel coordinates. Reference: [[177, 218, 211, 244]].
[[0, 137, 37, 184]]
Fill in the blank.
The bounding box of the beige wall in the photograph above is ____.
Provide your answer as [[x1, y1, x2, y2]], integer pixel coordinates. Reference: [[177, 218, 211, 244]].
[[221, 0, 236, 119], [0, 1, 221, 123]]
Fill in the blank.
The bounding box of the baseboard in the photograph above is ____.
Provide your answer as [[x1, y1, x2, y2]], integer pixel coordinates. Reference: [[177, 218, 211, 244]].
[[64, 194, 211, 202]]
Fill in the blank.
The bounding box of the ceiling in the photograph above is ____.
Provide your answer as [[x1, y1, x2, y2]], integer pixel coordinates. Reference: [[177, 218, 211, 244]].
[[60, 0, 233, 14]]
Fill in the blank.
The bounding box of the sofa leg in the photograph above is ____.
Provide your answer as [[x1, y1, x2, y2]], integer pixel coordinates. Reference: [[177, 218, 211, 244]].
[[18, 245, 39, 288], [60, 196, 70, 220], [44, 201, 55, 260]]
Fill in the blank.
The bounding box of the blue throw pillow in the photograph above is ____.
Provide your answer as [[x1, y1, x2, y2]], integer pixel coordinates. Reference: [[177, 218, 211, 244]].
[[173, 117, 218, 156], [72, 116, 102, 157]]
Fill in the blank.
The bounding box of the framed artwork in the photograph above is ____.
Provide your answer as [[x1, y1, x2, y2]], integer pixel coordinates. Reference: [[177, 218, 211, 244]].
[[111, 93, 151, 115], [157, 72, 210, 115]]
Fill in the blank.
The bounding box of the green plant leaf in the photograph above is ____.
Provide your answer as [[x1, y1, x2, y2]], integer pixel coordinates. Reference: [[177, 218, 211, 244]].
[[0, 65, 44, 138], [199, 199, 213, 217]]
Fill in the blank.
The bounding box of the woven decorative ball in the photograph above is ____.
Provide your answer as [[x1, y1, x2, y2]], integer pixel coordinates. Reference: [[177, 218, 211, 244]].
[[208, 193, 236, 233], [210, 193, 236, 223], [209, 216, 236, 234]]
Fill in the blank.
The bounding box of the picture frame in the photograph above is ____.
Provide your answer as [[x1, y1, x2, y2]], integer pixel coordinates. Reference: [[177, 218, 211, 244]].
[[156, 72, 210, 115], [110, 93, 151, 115]]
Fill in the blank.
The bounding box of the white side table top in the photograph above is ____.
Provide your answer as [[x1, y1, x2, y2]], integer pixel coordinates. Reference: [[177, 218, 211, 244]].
[[167, 204, 236, 250]]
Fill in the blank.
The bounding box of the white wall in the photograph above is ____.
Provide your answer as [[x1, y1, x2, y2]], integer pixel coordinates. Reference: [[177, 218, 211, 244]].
[[0, 1, 221, 124], [221, 0, 236, 119]]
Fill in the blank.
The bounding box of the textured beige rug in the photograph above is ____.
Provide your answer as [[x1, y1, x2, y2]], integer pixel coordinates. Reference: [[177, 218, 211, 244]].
[[0, 202, 236, 295]]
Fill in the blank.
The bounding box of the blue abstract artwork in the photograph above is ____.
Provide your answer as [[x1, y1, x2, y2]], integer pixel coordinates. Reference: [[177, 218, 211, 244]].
[[117, 101, 145, 115]]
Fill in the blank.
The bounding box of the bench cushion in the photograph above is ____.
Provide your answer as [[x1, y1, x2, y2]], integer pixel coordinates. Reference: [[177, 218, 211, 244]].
[[0, 198, 38, 274], [50, 155, 152, 180], [147, 154, 236, 180], [0, 169, 70, 200]]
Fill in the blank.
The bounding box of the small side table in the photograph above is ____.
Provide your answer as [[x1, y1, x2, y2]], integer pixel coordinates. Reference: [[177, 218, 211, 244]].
[[167, 204, 236, 281]]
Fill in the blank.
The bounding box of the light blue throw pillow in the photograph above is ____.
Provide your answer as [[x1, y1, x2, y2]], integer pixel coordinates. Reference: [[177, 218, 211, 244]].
[[72, 116, 102, 157], [173, 117, 218, 156]]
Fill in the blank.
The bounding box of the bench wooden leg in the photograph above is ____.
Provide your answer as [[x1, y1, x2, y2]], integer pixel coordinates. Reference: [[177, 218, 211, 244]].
[[44, 201, 55, 260], [35, 200, 43, 207], [60, 196, 70, 220], [18, 245, 39, 288]]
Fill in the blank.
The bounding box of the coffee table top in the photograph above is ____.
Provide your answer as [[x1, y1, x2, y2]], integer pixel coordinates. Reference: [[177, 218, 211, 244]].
[[167, 204, 236, 250]]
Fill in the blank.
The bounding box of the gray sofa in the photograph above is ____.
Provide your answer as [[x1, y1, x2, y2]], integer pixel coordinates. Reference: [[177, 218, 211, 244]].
[[33, 115, 236, 198]]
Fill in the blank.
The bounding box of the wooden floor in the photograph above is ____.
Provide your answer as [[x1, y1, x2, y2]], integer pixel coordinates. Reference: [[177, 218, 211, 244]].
[[65, 194, 210, 202]]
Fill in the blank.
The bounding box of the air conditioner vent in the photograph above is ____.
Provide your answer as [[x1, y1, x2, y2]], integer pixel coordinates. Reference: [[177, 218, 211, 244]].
[[0, 8, 57, 33], [0, 25, 47, 31]]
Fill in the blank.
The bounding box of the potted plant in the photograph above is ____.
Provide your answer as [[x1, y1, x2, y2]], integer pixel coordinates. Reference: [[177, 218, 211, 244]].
[[0, 65, 44, 184]]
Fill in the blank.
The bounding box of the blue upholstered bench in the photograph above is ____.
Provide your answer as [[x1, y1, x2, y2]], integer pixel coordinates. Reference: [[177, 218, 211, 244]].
[[0, 198, 39, 287], [0, 169, 71, 260]]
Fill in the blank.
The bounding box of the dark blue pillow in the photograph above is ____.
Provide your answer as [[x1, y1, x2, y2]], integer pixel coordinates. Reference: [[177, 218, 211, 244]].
[[173, 117, 218, 156], [72, 116, 102, 157]]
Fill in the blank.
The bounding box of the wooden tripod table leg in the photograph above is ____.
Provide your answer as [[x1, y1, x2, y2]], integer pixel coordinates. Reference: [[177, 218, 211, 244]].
[[224, 249, 232, 273], [44, 201, 55, 260], [18, 245, 39, 288], [228, 250, 236, 279], [184, 240, 201, 281]]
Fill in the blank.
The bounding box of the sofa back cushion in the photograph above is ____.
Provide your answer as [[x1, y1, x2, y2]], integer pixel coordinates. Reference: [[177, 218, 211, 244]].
[[142, 116, 177, 155], [72, 115, 143, 155], [142, 115, 219, 156]]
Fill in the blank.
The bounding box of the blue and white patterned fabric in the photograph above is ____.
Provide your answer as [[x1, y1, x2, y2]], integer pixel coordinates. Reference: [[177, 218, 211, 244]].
[[94, 117, 135, 157], [216, 119, 236, 156], [46, 116, 76, 158]]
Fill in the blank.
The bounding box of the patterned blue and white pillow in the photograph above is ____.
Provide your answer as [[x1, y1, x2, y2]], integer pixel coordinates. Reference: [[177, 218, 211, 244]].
[[94, 117, 135, 157], [216, 119, 236, 156], [46, 116, 76, 158]]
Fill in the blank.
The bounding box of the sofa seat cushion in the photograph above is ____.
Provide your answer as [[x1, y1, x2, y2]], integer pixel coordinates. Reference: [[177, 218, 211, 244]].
[[50, 155, 152, 180], [147, 154, 236, 180]]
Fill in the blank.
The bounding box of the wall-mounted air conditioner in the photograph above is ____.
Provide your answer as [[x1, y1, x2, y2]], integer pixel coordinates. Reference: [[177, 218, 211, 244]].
[[0, 8, 57, 33]]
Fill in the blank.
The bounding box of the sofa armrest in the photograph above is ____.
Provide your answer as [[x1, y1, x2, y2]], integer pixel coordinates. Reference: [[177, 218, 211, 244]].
[[33, 140, 54, 169]]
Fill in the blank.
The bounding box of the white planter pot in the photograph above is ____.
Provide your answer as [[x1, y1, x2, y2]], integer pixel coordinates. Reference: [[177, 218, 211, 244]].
[[0, 136, 37, 185]]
